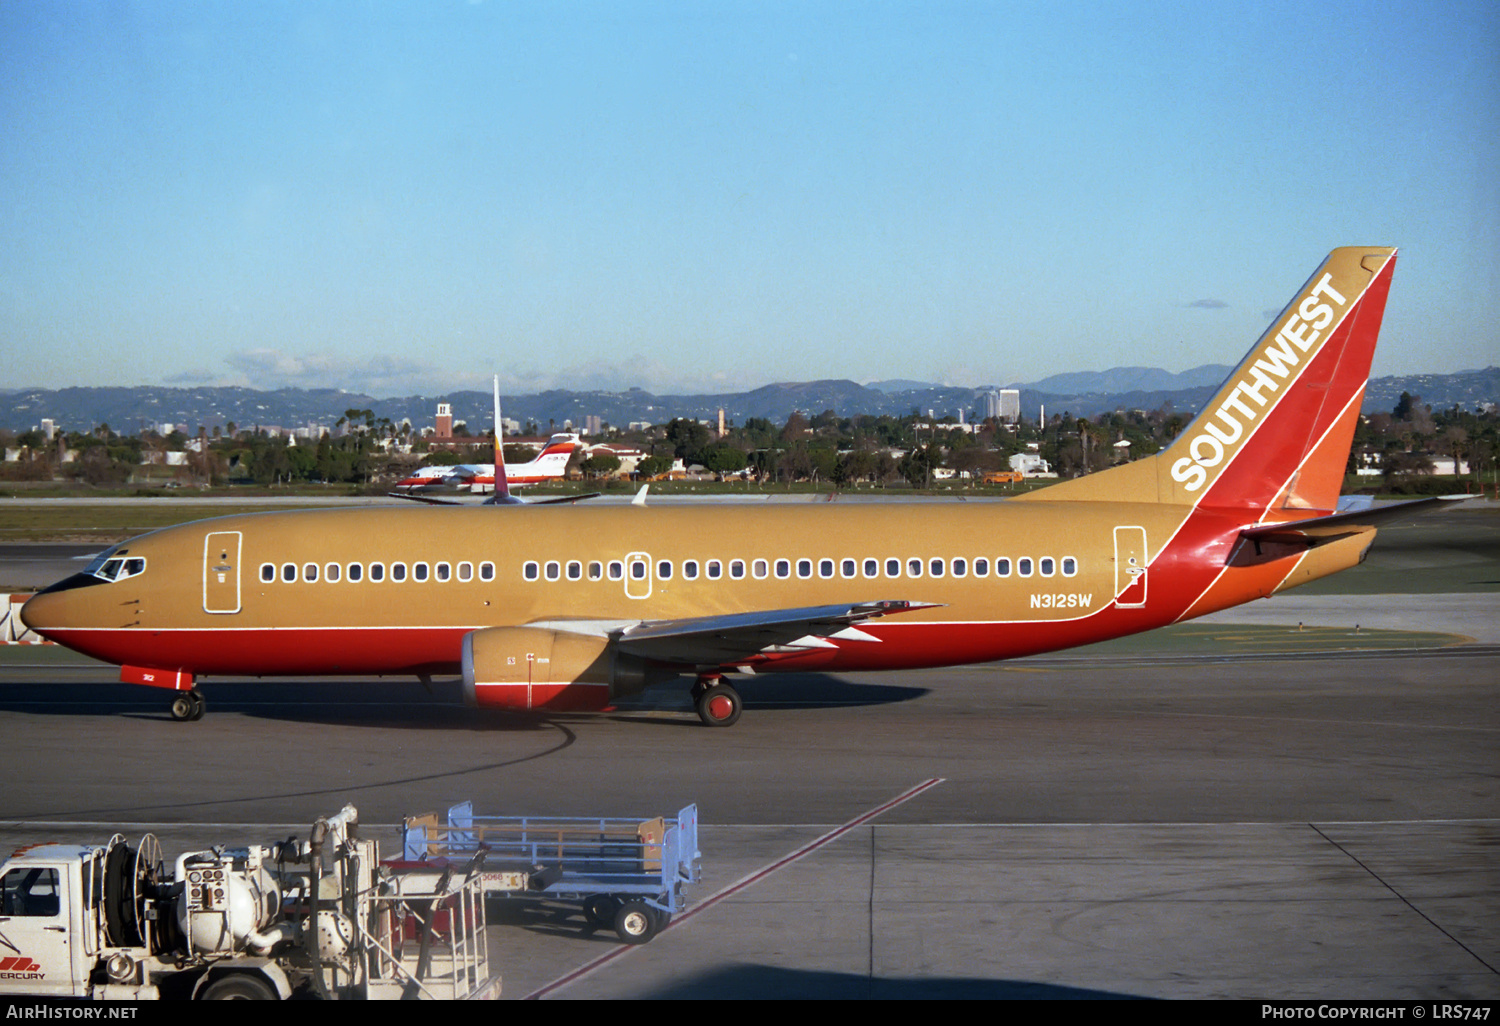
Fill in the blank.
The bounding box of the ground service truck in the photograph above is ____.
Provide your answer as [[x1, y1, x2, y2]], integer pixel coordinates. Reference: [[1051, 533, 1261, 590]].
[[0, 805, 498, 1000]]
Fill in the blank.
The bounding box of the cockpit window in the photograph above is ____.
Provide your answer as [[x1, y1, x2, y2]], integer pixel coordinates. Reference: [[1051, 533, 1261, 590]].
[[84, 548, 146, 583]]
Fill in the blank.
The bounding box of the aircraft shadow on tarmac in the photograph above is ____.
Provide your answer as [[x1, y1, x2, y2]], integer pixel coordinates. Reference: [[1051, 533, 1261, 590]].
[[484, 901, 1148, 998], [590, 963, 1145, 1000], [0, 673, 928, 730]]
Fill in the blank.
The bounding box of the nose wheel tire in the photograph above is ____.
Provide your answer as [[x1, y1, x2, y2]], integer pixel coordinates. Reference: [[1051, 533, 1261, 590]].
[[170, 690, 206, 721], [695, 682, 742, 727]]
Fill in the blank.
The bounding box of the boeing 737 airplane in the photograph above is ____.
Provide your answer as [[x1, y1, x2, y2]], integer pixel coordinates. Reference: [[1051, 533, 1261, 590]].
[[23, 247, 1443, 726]]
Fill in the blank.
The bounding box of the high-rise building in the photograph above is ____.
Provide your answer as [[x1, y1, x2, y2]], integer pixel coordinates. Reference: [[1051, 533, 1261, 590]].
[[982, 389, 1021, 424]]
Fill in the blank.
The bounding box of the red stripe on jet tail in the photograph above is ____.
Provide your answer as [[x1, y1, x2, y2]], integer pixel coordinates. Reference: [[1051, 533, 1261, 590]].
[[1199, 255, 1395, 515]]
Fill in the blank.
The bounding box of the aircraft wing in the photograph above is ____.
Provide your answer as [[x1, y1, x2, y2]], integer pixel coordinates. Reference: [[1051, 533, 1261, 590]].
[[1241, 494, 1473, 545], [614, 599, 940, 667]]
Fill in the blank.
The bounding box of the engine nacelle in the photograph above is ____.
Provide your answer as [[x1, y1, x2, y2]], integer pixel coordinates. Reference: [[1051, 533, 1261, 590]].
[[462, 627, 667, 711]]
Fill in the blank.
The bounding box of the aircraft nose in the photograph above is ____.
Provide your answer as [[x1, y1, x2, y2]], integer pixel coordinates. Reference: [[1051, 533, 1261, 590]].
[[19, 581, 79, 638], [20, 589, 59, 636]]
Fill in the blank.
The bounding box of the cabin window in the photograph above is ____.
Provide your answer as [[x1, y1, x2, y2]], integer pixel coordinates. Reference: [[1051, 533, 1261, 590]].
[[863, 558, 879, 578], [928, 558, 944, 578], [995, 558, 1011, 577], [436, 562, 451, 582], [729, 560, 744, 580], [707, 560, 723, 580], [587, 561, 603, 581], [567, 561, 582, 581], [324, 562, 341, 583], [281, 563, 297, 583], [952, 557, 967, 578], [752, 559, 768, 580], [907, 558, 922, 578], [391, 563, 407, 582], [523, 562, 539, 581], [414, 562, 430, 582], [544, 561, 560, 581], [1018, 558, 1033, 577], [369, 562, 385, 582], [973, 557, 989, 578], [348, 563, 364, 582], [457, 561, 473, 582], [774, 559, 790, 579], [303, 563, 318, 583], [608, 561, 623, 581], [798, 559, 814, 579], [885, 558, 901, 577], [1039, 557, 1055, 577], [819, 559, 834, 579], [260, 563, 275, 583], [1062, 557, 1077, 576], [683, 560, 700, 580], [629, 560, 647, 581], [657, 560, 672, 580], [480, 562, 495, 582], [842, 559, 857, 578]]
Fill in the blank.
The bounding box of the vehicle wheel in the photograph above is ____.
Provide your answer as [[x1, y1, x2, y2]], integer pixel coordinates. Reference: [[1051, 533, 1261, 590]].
[[650, 908, 672, 932], [200, 973, 276, 1000], [187, 690, 206, 721], [169, 694, 195, 721], [583, 894, 620, 927], [695, 683, 742, 727], [613, 900, 657, 945]]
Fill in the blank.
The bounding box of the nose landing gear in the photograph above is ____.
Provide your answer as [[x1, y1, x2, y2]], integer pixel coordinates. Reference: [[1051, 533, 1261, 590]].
[[169, 689, 207, 721]]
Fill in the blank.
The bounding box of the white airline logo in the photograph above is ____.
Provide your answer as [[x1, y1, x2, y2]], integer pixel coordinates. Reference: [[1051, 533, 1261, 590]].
[[1171, 272, 1348, 492]]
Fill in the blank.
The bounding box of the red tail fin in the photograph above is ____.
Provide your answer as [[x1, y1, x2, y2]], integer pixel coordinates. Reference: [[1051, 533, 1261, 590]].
[[1021, 247, 1397, 514]]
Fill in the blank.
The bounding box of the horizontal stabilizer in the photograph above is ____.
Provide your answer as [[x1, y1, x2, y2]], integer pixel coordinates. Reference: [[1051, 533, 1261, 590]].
[[1240, 495, 1474, 546]]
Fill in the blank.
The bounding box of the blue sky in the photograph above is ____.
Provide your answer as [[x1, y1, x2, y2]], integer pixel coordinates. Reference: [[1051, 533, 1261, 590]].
[[2, 1, 1495, 397]]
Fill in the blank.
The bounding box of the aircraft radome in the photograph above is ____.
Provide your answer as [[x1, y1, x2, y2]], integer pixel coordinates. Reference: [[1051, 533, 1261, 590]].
[[22, 246, 1454, 726]]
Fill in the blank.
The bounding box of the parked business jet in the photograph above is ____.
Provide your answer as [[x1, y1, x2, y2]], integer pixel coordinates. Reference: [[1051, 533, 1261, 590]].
[[24, 247, 1441, 726], [392, 433, 581, 496]]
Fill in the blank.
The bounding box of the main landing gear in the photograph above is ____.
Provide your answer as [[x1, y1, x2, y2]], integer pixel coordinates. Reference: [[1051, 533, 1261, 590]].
[[691, 675, 742, 728], [169, 689, 206, 722]]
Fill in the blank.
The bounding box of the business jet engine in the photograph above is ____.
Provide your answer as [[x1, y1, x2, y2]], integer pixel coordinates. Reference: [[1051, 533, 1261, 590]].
[[461, 626, 668, 711]]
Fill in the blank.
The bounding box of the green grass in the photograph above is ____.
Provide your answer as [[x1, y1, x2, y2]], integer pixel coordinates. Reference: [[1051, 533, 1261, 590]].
[[0, 503, 324, 542]]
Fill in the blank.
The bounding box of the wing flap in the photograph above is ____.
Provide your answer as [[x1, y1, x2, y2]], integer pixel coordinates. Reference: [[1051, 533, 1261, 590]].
[[614, 600, 939, 666]]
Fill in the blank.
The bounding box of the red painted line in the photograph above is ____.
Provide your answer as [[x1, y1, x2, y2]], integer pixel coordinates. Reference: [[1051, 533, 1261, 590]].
[[523, 777, 945, 1000]]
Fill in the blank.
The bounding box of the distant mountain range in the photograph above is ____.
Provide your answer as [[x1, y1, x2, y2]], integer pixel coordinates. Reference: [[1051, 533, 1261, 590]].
[[4, 367, 1495, 435]]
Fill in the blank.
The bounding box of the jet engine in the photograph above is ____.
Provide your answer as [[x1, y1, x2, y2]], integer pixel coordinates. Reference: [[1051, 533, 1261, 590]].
[[461, 626, 669, 711]]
